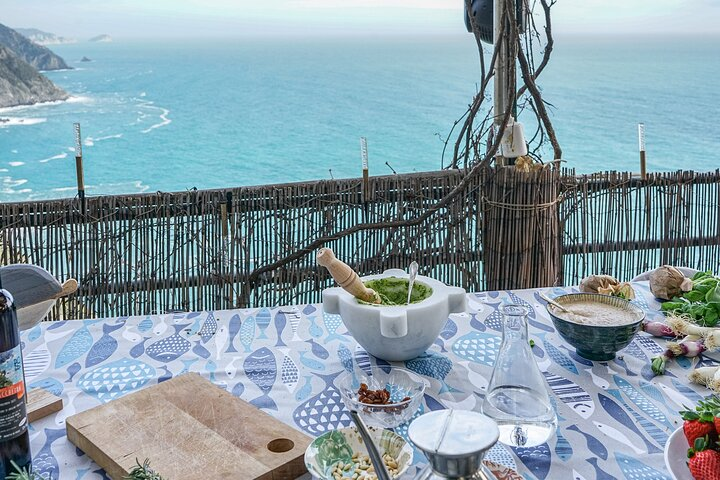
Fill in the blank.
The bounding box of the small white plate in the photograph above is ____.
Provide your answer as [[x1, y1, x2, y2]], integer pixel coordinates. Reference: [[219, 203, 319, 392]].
[[665, 427, 693, 480]]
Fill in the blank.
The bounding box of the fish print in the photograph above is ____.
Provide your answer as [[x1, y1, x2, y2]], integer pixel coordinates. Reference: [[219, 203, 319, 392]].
[[137, 316, 153, 333], [293, 372, 350, 435], [24, 346, 51, 382], [198, 312, 218, 344], [424, 393, 445, 411], [55, 389, 80, 426], [406, 352, 453, 393], [433, 337, 448, 353], [598, 392, 662, 454], [572, 471, 589, 480], [658, 381, 696, 408], [483, 308, 505, 332], [442, 393, 476, 411], [555, 425, 573, 462], [543, 372, 595, 419], [670, 378, 704, 404], [85, 322, 124, 368], [28, 325, 42, 342], [623, 339, 649, 362], [440, 318, 458, 340], [32, 428, 65, 478], [538, 333, 578, 375], [532, 341, 545, 359], [613, 375, 673, 429], [287, 311, 303, 342], [225, 356, 241, 380], [303, 304, 317, 315], [512, 443, 551, 480], [158, 366, 173, 383], [615, 452, 671, 480], [256, 308, 272, 339], [676, 354, 693, 369], [295, 375, 314, 402], [153, 316, 168, 336], [457, 361, 489, 393], [65, 362, 81, 383], [179, 358, 199, 375], [451, 331, 502, 366], [306, 338, 329, 360], [308, 315, 323, 338], [130, 337, 150, 359], [29, 378, 63, 397], [145, 323, 191, 363], [375, 357, 392, 374], [214, 325, 229, 360], [559, 345, 594, 367], [274, 311, 287, 347], [240, 316, 256, 352], [635, 335, 664, 355], [192, 339, 211, 359], [232, 381, 245, 397], [323, 313, 348, 344], [593, 421, 644, 455], [586, 368, 610, 390], [205, 359, 218, 382], [639, 380, 673, 410], [611, 356, 637, 377], [122, 326, 142, 344], [244, 347, 277, 410], [279, 348, 299, 392], [354, 346, 373, 374], [299, 350, 325, 371], [586, 457, 617, 480], [337, 344, 354, 374], [55, 323, 93, 368], [606, 389, 668, 451], [566, 425, 608, 460], [485, 443, 517, 472], [77, 358, 155, 401], [469, 313, 487, 332], [392, 404, 427, 463]]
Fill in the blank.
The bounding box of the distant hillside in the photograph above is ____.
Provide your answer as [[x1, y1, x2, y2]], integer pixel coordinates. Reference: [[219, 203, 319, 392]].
[[89, 34, 112, 43], [0, 44, 69, 108], [0, 23, 71, 70], [15, 28, 77, 45]]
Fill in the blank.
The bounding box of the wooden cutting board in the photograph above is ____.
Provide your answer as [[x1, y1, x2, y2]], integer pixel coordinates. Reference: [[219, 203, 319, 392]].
[[66, 373, 311, 480]]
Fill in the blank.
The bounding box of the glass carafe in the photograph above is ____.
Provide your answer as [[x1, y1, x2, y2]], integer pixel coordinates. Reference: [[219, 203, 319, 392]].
[[481, 304, 556, 447]]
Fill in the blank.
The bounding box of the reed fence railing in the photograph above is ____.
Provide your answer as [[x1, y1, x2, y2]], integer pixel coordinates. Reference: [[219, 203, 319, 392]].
[[1, 168, 719, 319]]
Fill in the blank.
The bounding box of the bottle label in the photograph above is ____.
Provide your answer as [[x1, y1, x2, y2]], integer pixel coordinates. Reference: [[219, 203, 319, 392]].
[[0, 344, 27, 442]]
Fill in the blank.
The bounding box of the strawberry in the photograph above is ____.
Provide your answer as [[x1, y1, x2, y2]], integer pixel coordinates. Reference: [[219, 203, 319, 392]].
[[688, 436, 720, 480], [681, 408, 717, 447]]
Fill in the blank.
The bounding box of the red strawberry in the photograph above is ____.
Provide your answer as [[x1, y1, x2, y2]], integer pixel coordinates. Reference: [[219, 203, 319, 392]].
[[688, 436, 720, 480], [682, 409, 718, 447]]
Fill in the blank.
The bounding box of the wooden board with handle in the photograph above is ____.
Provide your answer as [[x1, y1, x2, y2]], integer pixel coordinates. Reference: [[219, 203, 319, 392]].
[[66, 373, 312, 480]]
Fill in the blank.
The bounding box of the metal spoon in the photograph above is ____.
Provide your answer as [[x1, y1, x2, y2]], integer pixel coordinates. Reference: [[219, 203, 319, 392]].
[[539, 291, 588, 317], [407, 261, 419, 305], [349, 410, 392, 480]]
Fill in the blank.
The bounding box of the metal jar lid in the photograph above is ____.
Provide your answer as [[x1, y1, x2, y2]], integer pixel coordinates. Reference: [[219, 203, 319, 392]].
[[408, 409, 499, 479]]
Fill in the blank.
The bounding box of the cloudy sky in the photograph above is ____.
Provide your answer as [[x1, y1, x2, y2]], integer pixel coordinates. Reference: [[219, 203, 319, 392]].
[[1, 0, 718, 38]]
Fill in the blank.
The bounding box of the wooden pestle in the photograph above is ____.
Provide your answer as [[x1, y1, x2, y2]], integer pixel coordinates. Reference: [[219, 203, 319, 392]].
[[317, 248, 381, 304]]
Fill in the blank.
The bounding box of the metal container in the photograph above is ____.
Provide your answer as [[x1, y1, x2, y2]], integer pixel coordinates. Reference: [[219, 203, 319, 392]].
[[408, 410, 499, 479]]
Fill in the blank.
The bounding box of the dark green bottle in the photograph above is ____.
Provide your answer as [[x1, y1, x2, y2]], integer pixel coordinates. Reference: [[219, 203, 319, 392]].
[[0, 290, 31, 478]]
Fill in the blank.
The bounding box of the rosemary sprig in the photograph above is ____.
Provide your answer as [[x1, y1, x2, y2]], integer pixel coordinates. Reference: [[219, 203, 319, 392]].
[[5, 461, 50, 480], [124, 459, 165, 480]]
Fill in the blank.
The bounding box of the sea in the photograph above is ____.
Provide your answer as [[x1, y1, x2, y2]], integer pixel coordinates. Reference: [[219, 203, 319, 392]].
[[1, 35, 718, 202]]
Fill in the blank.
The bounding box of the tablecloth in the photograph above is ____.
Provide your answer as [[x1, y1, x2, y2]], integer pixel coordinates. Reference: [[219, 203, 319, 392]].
[[21, 282, 719, 479]]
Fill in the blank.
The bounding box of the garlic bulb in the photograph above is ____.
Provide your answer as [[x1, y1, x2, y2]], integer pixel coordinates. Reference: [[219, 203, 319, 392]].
[[649, 265, 694, 301]]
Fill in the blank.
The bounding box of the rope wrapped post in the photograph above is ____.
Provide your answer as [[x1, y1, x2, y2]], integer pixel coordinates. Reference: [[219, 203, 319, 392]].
[[482, 166, 563, 290]]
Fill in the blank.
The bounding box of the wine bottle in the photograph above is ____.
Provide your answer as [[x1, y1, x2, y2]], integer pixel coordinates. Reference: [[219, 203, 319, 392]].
[[0, 289, 31, 477]]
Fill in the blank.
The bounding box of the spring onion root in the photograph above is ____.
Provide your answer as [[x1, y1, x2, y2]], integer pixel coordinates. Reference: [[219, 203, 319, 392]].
[[689, 366, 720, 389]]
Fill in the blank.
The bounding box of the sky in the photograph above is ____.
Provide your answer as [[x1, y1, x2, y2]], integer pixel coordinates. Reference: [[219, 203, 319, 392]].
[[1, 0, 718, 38]]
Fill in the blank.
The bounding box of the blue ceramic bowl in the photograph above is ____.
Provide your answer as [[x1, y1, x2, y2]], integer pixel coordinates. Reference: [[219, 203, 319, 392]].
[[545, 293, 645, 361]]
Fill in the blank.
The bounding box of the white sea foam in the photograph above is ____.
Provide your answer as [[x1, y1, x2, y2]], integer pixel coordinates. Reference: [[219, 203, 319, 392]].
[[141, 106, 172, 133], [1, 176, 28, 192], [84, 137, 94, 147], [8, 162, 25, 167], [0, 117, 47, 127], [0, 95, 91, 114], [94, 133, 123, 142], [39, 152, 68, 163], [0, 169, 8, 172], [11, 150, 18, 154], [140, 92, 147, 97]]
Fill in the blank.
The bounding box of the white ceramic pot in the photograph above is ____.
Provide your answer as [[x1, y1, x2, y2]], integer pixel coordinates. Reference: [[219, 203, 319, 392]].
[[322, 269, 467, 361]]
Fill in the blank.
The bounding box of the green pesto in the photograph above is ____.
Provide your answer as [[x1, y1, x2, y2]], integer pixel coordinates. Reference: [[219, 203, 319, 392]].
[[361, 277, 432, 306]]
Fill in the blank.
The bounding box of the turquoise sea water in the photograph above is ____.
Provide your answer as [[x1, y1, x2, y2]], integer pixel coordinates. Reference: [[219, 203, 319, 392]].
[[1, 35, 718, 202]]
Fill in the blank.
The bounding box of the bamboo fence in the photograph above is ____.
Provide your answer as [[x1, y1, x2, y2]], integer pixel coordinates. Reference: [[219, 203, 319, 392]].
[[1, 168, 719, 319]]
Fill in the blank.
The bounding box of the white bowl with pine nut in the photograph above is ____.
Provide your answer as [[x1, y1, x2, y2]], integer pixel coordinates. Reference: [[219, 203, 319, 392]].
[[304, 426, 413, 480]]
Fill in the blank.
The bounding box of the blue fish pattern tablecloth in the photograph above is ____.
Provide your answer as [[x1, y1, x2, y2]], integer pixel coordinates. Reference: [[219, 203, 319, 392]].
[[21, 283, 719, 479]]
